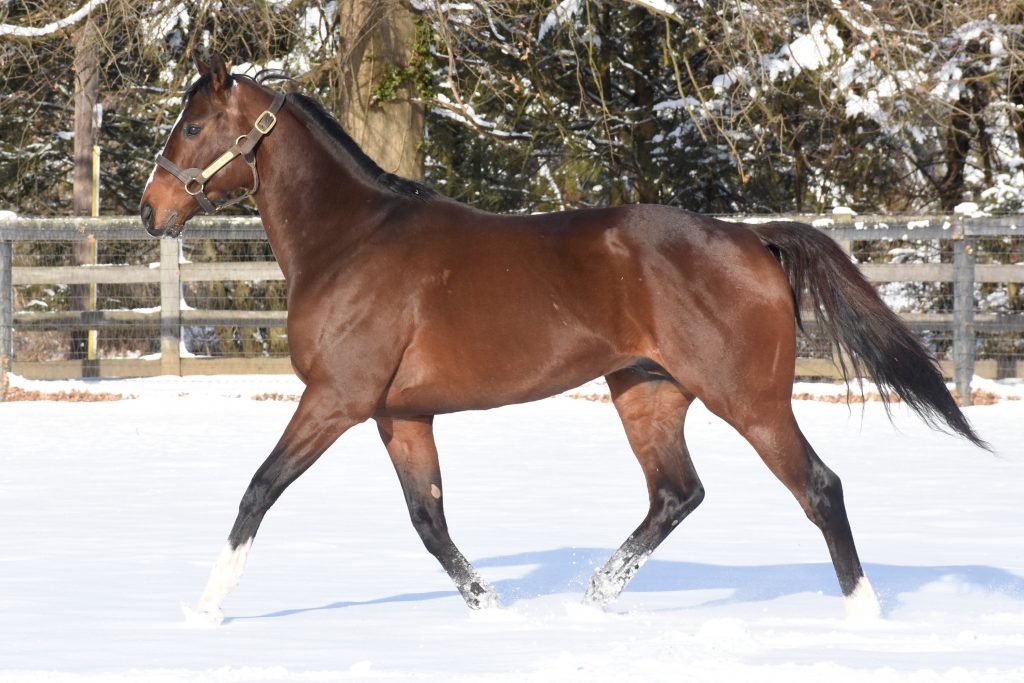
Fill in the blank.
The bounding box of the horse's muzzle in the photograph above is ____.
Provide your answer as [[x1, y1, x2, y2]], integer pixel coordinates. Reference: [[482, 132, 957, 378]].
[[141, 203, 182, 238]]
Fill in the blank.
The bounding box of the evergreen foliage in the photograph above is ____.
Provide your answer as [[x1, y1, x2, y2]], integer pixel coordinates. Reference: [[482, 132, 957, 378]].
[[2, 1, 1022, 215]]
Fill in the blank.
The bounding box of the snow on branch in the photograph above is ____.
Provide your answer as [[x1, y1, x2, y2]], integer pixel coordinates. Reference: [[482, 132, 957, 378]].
[[0, 0, 107, 38], [621, 0, 686, 23], [538, 0, 582, 41], [432, 94, 534, 140], [539, 0, 687, 40]]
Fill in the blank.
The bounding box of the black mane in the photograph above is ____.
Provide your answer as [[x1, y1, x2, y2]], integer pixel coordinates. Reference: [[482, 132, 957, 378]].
[[285, 91, 437, 201]]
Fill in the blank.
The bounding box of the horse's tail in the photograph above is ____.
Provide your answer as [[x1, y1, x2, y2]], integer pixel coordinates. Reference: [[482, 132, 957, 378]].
[[751, 220, 989, 450]]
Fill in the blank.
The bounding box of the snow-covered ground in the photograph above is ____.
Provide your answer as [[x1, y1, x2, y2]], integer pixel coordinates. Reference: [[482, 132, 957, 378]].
[[0, 374, 1021, 682]]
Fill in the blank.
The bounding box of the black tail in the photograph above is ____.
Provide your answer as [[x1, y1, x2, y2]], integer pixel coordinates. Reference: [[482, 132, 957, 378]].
[[752, 220, 989, 450]]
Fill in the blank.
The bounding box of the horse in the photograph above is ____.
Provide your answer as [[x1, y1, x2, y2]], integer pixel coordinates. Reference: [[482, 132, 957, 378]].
[[139, 55, 987, 624]]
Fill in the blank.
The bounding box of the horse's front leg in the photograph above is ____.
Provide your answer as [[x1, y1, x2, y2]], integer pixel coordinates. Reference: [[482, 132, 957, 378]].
[[188, 385, 367, 624], [376, 415, 499, 609]]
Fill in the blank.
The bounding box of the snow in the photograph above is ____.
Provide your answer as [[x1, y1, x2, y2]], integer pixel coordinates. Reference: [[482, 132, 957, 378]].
[[828, 0, 875, 38], [712, 68, 745, 94], [623, 0, 684, 21], [0, 0, 107, 37], [139, 2, 189, 42], [710, 21, 844, 93], [0, 374, 1021, 682], [780, 22, 842, 73], [433, 94, 532, 140], [954, 201, 988, 217], [653, 97, 699, 113], [537, 0, 581, 42]]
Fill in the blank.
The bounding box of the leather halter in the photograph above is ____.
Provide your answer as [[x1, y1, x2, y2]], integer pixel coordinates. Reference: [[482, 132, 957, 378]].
[[156, 91, 286, 214]]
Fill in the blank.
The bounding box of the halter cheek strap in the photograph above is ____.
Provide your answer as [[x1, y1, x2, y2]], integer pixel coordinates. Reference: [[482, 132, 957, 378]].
[[156, 91, 287, 214]]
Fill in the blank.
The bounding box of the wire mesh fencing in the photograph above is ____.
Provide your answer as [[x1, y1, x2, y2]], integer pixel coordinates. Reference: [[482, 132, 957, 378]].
[[1, 215, 1023, 394]]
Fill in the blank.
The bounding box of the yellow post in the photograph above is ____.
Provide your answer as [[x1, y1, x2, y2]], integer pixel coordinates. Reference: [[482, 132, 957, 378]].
[[86, 233, 97, 361], [87, 105, 101, 362]]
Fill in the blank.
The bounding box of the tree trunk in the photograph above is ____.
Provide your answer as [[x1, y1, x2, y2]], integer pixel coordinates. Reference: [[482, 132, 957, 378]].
[[336, 0, 424, 179], [71, 18, 99, 361], [938, 98, 971, 212]]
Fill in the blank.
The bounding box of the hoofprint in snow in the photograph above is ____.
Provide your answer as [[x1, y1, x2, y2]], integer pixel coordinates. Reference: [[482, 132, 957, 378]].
[[0, 373, 1022, 682]]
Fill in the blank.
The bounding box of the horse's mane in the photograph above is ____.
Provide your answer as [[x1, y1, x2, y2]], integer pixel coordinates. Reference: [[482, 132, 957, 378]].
[[185, 70, 435, 201], [282, 91, 436, 201]]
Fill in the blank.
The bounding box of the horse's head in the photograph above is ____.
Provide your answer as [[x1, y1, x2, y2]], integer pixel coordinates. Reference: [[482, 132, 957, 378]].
[[139, 54, 284, 237]]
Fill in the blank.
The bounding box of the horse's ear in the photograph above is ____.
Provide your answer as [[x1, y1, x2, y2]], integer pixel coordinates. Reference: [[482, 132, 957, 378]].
[[194, 52, 231, 92]]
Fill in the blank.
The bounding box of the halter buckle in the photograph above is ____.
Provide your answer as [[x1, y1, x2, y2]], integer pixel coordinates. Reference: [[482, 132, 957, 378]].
[[254, 110, 277, 135]]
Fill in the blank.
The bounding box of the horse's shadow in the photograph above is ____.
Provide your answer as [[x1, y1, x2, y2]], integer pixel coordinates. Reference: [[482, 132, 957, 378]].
[[226, 547, 1024, 623]]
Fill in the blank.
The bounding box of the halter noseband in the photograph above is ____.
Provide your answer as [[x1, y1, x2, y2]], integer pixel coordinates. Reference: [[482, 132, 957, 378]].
[[156, 91, 287, 214]]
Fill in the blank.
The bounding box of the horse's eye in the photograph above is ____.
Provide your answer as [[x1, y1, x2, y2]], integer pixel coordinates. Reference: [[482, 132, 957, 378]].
[[184, 124, 202, 138]]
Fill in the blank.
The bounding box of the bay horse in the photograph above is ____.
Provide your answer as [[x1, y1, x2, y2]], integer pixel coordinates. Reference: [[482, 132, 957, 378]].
[[140, 55, 986, 624]]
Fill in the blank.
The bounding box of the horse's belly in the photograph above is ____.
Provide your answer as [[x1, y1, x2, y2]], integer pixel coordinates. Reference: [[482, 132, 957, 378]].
[[381, 377, 574, 415], [380, 336, 629, 416]]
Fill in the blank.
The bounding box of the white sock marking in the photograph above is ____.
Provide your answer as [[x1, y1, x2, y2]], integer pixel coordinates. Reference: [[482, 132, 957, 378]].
[[844, 576, 882, 620], [196, 538, 253, 617]]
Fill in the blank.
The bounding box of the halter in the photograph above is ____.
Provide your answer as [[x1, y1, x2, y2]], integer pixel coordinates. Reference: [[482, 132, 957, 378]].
[[156, 91, 287, 214]]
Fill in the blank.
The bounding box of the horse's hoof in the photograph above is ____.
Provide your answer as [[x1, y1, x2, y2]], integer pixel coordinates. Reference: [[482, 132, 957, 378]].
[[181, 602, 225, 627], [582, 573, 621, 608], [581, 590, 614, 609], [462, 580, 500, 610], [470, 591, 500, 610]]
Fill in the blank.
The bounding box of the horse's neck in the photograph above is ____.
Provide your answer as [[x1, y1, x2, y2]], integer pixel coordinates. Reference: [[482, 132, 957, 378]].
[[251, 115, 386, 281]]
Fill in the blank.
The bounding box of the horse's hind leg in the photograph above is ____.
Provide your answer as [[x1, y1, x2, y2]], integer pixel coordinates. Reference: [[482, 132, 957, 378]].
[[584, 366, 704, 607], [191, 385, 361, 623], [714, 397, 881, 618], [376, 415, 498, 609]]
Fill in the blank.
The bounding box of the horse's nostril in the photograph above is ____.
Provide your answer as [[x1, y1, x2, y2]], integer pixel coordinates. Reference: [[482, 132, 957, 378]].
[[141, 203, 158, 235]]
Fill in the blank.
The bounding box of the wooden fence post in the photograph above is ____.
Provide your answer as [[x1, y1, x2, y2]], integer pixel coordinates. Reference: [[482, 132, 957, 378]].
[[833, 231, 854, 381], [0, 240, 12, 400], [159, 238, 182, 376], [952, 221, 975, 406]]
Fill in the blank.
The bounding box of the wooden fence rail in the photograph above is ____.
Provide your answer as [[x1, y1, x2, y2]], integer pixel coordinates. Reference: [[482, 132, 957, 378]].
[[2, 214, 1023, 403], [0, 216, 290, 382]]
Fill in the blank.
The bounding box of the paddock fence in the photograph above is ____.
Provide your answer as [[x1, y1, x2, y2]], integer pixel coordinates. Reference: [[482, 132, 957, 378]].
[[1, 214, 1022, 404]]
